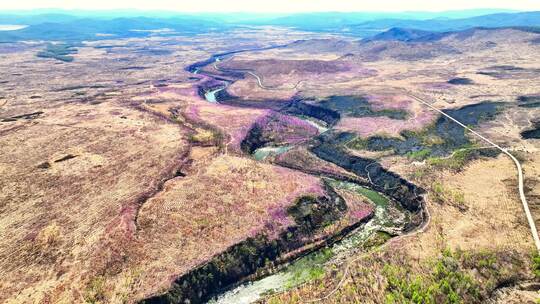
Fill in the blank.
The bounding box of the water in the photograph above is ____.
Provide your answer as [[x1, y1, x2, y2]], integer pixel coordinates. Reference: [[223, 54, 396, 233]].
[[193, 48, 411, 304], [253, 146, 292, 161], [210, 273, 291, 304], [209, 180, 408, 304], [201, 56, 230, 103], [204, 86, 226, 103], [303, 118, 329, 133], [0, 25, 27, 31]]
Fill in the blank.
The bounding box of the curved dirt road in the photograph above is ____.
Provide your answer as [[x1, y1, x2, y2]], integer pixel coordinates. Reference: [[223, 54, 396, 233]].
[[308, 92, 540, 302], [408, 92, 540, 252]]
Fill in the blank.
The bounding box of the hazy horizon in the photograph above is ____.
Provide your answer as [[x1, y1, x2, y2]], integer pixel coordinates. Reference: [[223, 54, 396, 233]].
[[1, 0, 540, 13]]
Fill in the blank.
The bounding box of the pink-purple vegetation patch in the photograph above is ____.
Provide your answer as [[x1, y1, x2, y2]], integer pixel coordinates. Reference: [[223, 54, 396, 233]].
[[249, 170, 327, 239], [223, 58, 378, 92], [421, 82, 454, 90], [336, 94, 436, 137], [365, 94, 414, 111], [274, 146, 359, 181], [253, 112, 320, 146], [184, 103, 269, 151]]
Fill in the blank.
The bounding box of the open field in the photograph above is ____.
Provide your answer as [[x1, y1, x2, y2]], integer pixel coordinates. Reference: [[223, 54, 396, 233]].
[[0, 21, 539, 304]]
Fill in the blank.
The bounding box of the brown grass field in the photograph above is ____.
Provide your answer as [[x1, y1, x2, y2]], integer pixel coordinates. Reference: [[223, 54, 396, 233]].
[[0, 25, 539, 303]]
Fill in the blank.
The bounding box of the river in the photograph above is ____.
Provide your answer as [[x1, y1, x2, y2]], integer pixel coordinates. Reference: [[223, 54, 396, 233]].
[[188, 48, 420, 304], [209, 179, 409, 304]]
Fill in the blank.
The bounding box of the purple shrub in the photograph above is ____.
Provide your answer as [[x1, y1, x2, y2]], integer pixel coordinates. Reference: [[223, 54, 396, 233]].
[[252, 111, 319, 146]]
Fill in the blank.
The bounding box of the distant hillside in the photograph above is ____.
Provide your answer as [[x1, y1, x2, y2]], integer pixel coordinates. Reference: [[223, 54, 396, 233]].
[[287, 38, 358, 52], [0, 13, 80, 25], [352, 11, 540, 34], [256, 11, 540, 36], [281, 26, 540, 63], [0, 16, 229, 42], [251, 9, 517, 30], [365, 26, 540, 43], [0, 10, 539, 42], [365, 28, 434, 42]]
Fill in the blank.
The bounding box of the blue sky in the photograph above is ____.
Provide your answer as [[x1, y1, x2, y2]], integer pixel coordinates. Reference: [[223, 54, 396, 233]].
[[1, 0, 540, 13]]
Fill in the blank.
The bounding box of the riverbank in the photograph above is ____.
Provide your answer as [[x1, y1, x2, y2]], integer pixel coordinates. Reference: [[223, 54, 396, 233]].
[[138, 47, 428, 304]]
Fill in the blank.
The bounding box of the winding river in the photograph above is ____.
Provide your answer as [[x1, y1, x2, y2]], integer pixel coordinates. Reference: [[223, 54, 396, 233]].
[[181, 47, 425, 304], [204, 86, 227, 103], [209, 180, 409, 304]]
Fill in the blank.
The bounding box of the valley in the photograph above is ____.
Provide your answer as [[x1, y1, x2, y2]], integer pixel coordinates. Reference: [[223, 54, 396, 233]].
[[0, 12, 540, 304]]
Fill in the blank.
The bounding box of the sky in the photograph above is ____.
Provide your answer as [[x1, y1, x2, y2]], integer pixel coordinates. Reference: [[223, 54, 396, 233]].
[[1, 0, 540, 13]]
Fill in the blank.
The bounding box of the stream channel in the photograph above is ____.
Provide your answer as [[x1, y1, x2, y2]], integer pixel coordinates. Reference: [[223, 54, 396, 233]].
[[187, 47, 422, 304]]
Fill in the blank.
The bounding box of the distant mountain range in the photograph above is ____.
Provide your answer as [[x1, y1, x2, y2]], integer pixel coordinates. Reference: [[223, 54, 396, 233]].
[[350, 11, 540, 32], [364, 26, 540, 43], [0, 16, 229, 42], [245, 9, 518, 29], [0, 10, 539, 42]]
